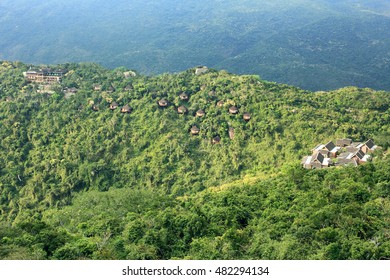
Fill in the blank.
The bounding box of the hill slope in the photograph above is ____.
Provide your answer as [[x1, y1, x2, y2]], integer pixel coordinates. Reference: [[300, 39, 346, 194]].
[[0, 61, 389, 259]]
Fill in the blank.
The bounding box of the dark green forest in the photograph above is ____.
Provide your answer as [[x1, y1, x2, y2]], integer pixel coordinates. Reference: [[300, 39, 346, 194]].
[[0, 61, 389, 259], [1, 0, 390, 91]]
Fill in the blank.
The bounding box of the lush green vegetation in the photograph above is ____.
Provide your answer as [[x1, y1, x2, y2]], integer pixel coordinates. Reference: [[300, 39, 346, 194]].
[[0, 61, 389, 259], [1, 0, 390, 91]]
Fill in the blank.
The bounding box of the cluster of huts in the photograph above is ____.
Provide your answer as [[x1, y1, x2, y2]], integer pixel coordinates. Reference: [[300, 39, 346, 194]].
[[301, 138, 377, 169], [157, 92, 251, 144], [91, 101, 133, 114], [87, 89, 250, 144], [24, 65, 251, 143]]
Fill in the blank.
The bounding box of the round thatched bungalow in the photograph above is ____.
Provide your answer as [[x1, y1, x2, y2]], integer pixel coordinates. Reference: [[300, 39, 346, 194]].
[[179, 92, 189, 101], [208, 90, 216, 96], [212, 136, 221, 144], [93, 84, 101, 91], [196, 109, 205, 117], [243, 112, 251, 121], [107, 86, 115, 93], [124, 84, 133, 91], [190, 126, 200, 135], [217, 100, 224, 107], [110, 101, 118, 110], [158, 99, 168, 107], [177, 105, 188, 114], [91, 104, 99, 111], [229, 106, 238, 114], [121, 104, 132, 113]]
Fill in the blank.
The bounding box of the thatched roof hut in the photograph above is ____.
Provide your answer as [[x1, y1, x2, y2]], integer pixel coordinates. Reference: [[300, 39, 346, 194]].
[[229, 106, 238, 114], [110, 101, 119, 110], [177, 105, 188, 114], [124, 84, 133, 91], [93, 84, 101, 91], [179, 92, 189, 101], [217, 100, 224, 107], [64, 87, 78, 93], [92, 104, 99, 111], [158, 99, 168, 107], [196, 109, 205, 117], [107, 86, 115, 93], [208, 90, 216, 96], [190, 126, 200, 135], [243, 112, 251, 121], [121, 104, 132, 113], [124, 71, 136, 78], [212, 136, 221, 144]]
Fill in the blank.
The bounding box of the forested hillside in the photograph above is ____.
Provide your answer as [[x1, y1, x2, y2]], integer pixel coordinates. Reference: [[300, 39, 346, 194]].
[[1, 0, 390, 91], [0, 61, 389, 259]]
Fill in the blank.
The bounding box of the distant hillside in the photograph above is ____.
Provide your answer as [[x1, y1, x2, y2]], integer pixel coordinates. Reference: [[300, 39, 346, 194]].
[[0, 61, 389, 260], [0, 0, 390, 91]]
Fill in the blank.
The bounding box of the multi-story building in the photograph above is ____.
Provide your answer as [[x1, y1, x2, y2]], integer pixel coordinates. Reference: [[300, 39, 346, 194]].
[[24, 68, 67, 83]]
